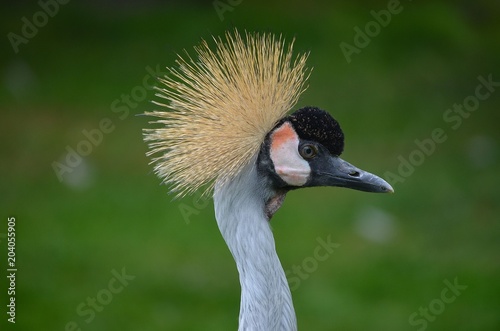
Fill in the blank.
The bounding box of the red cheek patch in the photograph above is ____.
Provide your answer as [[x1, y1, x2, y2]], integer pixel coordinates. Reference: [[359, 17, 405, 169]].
[[269, 122, 310, 186], [271, 122, 297, 150]]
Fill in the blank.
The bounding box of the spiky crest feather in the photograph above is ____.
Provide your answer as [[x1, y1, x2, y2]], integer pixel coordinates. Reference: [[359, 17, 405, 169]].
[[144, 30, 310, 197]]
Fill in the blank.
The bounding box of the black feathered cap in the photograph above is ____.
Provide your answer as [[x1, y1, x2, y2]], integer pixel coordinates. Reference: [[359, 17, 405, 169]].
[[287, 107, 344, 156]]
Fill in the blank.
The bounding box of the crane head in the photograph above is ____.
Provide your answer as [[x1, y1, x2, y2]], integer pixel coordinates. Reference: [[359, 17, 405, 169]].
[[257, 106, 394, 194], [144, 30, 393, 201]]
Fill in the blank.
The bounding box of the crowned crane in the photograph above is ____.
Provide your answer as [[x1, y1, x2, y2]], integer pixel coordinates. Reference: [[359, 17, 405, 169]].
[[144, 30, 393, 331]]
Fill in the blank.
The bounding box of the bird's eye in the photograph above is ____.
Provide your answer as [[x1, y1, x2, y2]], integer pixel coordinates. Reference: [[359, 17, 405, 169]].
[[299, 144, 318, 159]]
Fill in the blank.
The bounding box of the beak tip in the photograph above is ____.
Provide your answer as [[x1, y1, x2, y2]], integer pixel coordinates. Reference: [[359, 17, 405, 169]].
[[378, 178, 394, 193], [383, 182, 395, 194]]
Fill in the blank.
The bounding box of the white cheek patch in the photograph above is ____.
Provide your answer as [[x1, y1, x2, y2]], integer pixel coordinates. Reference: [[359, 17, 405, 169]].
[[269, 122, 311, 186]]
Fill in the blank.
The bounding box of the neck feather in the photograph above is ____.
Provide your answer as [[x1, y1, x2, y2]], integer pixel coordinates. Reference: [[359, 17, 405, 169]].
[[214, 159, 296, 331]]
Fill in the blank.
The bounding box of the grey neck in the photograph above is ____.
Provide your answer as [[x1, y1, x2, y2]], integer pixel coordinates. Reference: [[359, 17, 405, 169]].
[[214, 159, 296, 331]]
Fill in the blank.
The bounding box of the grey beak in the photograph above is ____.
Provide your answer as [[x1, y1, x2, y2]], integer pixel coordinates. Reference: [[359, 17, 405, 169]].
[[312, 156, 394, 193]]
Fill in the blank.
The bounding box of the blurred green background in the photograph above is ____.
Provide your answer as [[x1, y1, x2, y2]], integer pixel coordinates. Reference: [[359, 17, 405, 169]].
[[1, 1, 499, 330]]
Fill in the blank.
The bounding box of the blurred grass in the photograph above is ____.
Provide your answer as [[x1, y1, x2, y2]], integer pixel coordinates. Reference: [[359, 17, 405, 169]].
[[1, 1, 500, 330]]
